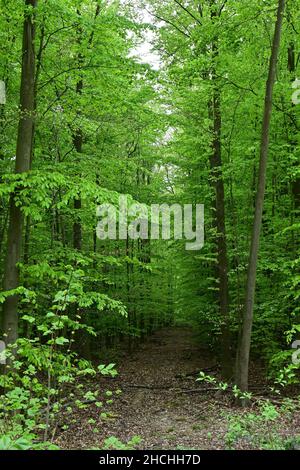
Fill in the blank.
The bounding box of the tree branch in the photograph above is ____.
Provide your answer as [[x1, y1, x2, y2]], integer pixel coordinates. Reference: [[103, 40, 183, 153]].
[[145, 7, 191, 38], [173, 0, 202, 25]]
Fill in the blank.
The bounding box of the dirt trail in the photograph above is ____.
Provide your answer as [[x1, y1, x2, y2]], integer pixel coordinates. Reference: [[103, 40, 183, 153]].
[[55, 327, 300, 450], [56, 327, 232, 450], [108, 327, 220, 450]]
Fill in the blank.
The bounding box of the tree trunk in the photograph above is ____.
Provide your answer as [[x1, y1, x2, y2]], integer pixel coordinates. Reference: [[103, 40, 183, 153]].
[[72, 118, 83, 251], [235, 0, 285, 392], [209, 82, 231, 380], [72, 9, 84, 252], [208, 2, 231, 380], [72, 2, 100, 251], [2, 0, 37, 346]]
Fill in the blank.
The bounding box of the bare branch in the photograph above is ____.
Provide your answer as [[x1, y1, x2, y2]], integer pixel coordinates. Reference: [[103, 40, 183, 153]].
[[42, 25, 76, 53], [145, 7, 191, 38], [38, 63, 131, 90], [173, 0, 202, 25], [215, 73, 258, 96]]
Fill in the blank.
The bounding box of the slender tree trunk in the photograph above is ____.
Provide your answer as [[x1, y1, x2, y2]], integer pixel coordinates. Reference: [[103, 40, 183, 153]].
[[209, 81, 231, 380], [72, 3, 100, 251], [2, 0, 37, 346], [22, 18, 47, 270], [208, 2, 231, 379], [235, 0, 285, 392], [72, 9, 84, 252], [72, 114, 83, 251], [72, 6, 101, 359]]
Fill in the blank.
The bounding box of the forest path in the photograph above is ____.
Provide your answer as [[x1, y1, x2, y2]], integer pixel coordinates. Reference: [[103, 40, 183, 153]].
[[56, 327, 230, 449]]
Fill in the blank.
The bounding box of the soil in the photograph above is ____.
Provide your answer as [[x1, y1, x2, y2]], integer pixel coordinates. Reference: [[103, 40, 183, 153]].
[[54, 327, 300, 450]]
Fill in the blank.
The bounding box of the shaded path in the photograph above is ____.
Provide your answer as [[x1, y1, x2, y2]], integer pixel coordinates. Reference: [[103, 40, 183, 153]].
[[56, 327, 231, 449], [106, 327, 220, 450], [54, 327, 300, 450]]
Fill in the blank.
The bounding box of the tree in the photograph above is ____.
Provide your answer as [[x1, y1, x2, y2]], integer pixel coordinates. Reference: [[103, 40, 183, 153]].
[[235, 0, 286, 392], [2, 0, 37, 347], [208, 0, 231, 380]]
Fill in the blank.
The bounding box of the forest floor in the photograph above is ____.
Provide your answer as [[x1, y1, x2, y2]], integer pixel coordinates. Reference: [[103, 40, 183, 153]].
[[54, 327, 300, 450]]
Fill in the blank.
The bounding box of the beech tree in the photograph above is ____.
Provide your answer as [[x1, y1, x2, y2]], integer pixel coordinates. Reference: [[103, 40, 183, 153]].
[[2, 0, 37, 347], [235, 0, 286, 392]]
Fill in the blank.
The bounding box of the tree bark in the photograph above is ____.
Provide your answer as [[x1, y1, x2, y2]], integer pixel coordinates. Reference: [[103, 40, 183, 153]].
[[209, 82, 231, 380], [235, 0, 285, 392], [72, 8, 83, 251], [2, 0, 37, 346], [72, 4, 101, 251], [208, 2, 231, 380], [72, 2, 100, 251], [72, 101, 83, 251]]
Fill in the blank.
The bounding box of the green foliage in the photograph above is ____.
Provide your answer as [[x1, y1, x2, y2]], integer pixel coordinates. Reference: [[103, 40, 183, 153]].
[[0, 315, 118, 449], [0, 0, 300, 451], [225, 400, 299, 450], [197, 371, 252, 401], [0, 434, 59, 451], [101, 435, 142, 450]]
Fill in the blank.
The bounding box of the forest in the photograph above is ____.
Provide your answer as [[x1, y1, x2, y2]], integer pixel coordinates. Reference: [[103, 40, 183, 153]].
[[0, 0, 299, 453]]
